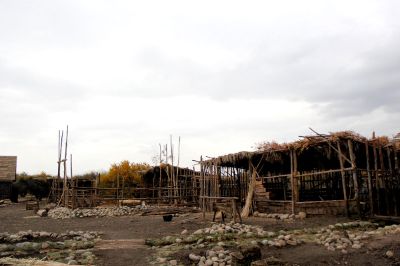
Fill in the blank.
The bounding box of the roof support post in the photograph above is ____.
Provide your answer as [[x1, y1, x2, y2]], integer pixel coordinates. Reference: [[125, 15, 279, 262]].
[[348, 139, 361, 218], [365, 142, 374, 216], [337, 140, 349, 217], [290, 149, 298, 215]]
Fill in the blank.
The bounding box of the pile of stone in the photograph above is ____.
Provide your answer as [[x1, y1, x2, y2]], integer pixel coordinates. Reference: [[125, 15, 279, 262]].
[[253, 211, 307, 220], [313, 221, 396, 253], [47, 207, 72, 219], [190, 246, 233, 266], [260, 233, 303, 248], [187, 244, 263, 266], [0, 199, 12, 207], [47, 205, 150, 219], [191, 222, 268, 238], [0, 230, 101, 265]]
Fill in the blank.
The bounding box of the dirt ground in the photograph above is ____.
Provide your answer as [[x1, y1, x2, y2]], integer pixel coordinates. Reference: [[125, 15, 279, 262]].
[[0, 202, 399, 266]]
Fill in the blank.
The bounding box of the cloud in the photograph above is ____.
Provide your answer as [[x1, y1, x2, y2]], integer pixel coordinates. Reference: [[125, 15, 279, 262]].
[[1, 0, 399, 174]]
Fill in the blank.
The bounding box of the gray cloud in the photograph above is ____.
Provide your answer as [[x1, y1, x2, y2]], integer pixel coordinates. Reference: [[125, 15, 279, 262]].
[[0, 59, 87, 107], [1, 0, 400, 174]]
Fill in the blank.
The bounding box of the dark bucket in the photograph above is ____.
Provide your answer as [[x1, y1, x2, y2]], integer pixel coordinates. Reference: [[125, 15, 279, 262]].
[[163, 214, 173, 222]]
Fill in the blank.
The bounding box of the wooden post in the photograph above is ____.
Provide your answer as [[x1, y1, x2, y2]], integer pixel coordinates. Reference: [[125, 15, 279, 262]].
[[293, 150, 298, 202], [241, 162, 256, 218], [394, 144, 399, 170], [373, 142, 380, 214], [63, 126, 69, 207], [378, 146, 390, 215], [200, 156, 205, 219], [337, 141, 349, 217], [290, 150, 296, 215], [387, 147, 392, 171], [232, 198, 237, 223], [348, 139, 361, 217], [365, 142, 373, 216], [158, 144, 162, 202], [71, 154, 75, 209]]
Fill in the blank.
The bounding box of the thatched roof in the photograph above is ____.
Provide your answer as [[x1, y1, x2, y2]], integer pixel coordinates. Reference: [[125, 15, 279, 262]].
[[256, 130, 367, 152], [204, 130, 394, 170]]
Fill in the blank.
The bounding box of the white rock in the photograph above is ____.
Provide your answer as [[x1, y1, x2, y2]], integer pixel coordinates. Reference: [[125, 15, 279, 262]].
[[157, 257, 167, 263], [298, 212, 307, 219], [205, 259, 214, 266], [194, 229, 203, 235], [386, 250, 394, 258], [189, 253, 200, 261]]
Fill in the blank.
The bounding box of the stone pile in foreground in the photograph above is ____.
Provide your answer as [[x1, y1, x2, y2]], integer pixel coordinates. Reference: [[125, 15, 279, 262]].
[[149, 220, 400, 265], [47, 205, 149, 219], [0, 230, 101, 265]]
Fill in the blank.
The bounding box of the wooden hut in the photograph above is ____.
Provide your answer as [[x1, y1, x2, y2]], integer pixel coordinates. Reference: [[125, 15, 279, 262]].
[[0, 156, 17, 200], [200, 131, 400, 218]]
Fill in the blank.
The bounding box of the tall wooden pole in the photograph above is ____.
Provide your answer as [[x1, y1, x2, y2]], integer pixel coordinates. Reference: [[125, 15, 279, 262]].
[[71, 154, 74, 209], [159, 144, 162, 201], [200, 156, 205, 219], [337, 141, 349, 217], [387, 147, 393, 171], [365, 142, 373, 216], [394, 143, 399, 170], [348, 139, 360, 217], [373, 142, 380, 214], [290, 150, 296, 215], [63, 126, 69, 206]]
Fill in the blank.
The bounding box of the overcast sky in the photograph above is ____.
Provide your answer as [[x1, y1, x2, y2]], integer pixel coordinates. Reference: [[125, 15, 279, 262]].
[[1, 0, 399, 175]]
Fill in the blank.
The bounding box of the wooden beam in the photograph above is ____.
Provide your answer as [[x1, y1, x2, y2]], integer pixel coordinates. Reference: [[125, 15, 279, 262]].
[[309, 127, 353, 165], [337, 141, 349, 217]]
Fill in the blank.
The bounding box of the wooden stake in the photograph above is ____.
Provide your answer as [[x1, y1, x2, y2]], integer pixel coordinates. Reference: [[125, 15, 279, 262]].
[[241, 162, 256, 218]]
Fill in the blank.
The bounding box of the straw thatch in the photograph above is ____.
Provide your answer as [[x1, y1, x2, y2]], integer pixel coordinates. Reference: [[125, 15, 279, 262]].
[[205, 130, 393, 170]]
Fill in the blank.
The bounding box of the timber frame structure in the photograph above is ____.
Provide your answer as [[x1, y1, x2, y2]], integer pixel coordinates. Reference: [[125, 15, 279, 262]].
[[200, 131, 400, 218], [50, 164, 200, 209]]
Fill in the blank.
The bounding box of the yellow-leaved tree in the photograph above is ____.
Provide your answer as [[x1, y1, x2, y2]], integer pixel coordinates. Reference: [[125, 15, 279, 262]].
[[100, 160, 150, 187]]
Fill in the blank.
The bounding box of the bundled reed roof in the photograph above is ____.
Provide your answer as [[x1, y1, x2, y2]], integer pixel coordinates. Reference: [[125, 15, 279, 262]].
[[205, 130, 393, 168]]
